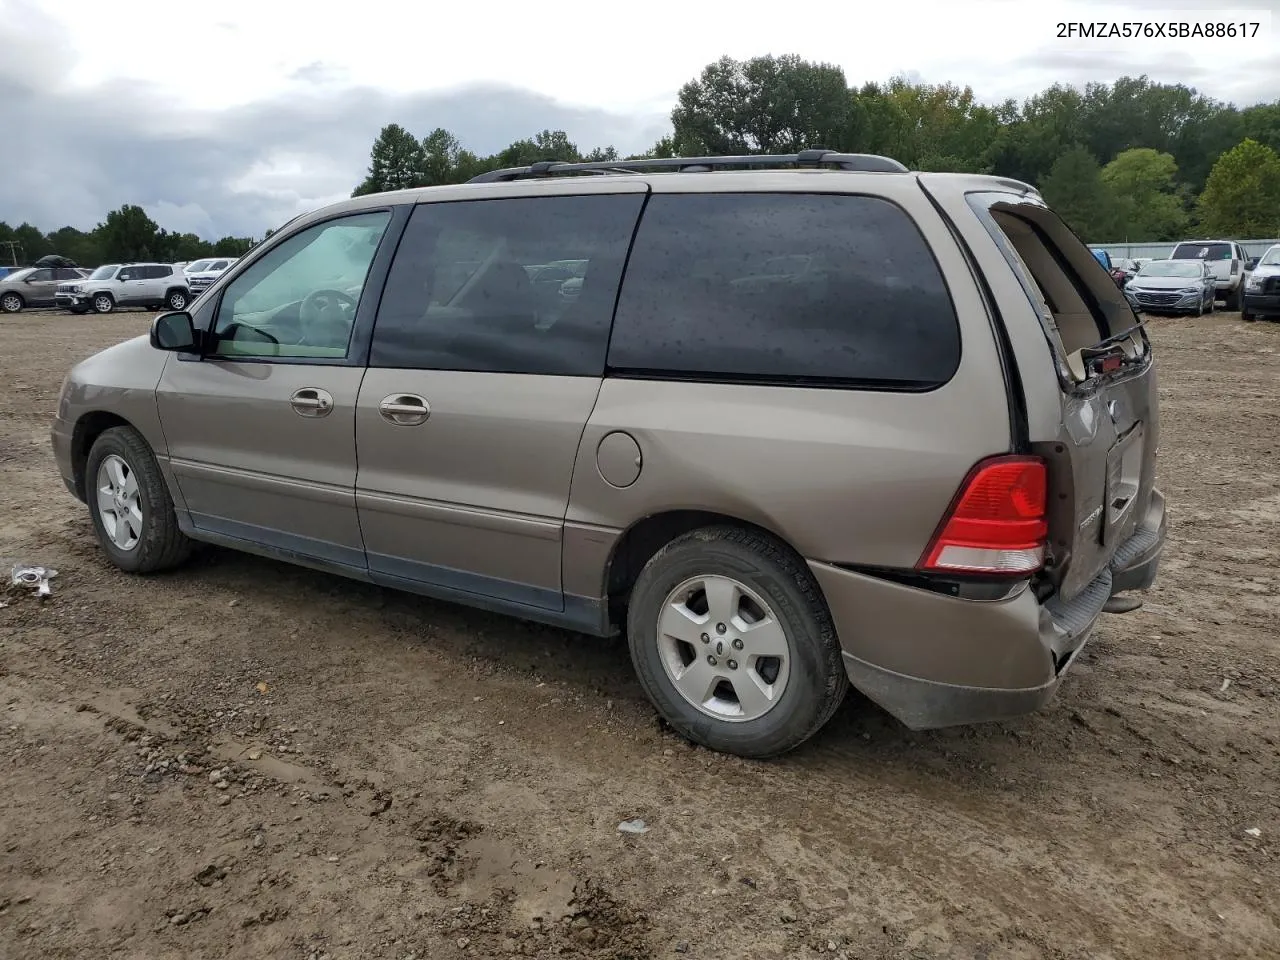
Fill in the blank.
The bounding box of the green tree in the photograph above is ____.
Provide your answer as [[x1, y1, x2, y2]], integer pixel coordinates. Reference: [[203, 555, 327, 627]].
[[96, 204, 163, 261], [671, 54, 850, 154], [421, 127, 462, 185], [352, 123, 428, 196], [1039, 146, 1120, 240], [1100, 148, 1188, 240], [880, 79, 1000, 172], [1197, 139, 1280, 237]]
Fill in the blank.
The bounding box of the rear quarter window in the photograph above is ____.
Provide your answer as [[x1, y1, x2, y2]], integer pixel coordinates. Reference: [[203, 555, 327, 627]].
[[607, 193, 960, 388]]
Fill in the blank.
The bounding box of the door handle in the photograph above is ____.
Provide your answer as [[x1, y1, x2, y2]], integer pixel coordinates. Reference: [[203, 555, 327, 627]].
[[378, 393, 430, 425], [290, 387, 334, 418]]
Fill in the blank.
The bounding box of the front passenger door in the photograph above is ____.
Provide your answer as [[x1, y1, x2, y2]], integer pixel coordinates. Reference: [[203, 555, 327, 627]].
[[156, 209, 400, 572]]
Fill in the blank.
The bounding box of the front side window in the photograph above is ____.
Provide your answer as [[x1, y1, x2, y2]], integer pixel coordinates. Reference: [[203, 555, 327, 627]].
[[26, 269, 54, 282], [211, 211, 392, 360], [608, 193, 961, 387], [371, 194, 644, 375]]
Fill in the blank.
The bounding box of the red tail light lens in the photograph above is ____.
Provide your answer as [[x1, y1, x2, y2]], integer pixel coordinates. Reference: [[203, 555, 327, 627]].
[[919, 455, 1048, 575]]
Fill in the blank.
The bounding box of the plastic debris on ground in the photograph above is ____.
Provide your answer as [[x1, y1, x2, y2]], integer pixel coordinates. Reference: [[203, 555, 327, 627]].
[[617, 818, 650, 835], [10, 564, 58, 597]]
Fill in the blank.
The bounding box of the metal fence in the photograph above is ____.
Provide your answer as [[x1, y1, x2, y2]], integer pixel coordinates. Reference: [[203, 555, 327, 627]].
[[1092, 239, 1280, 261]]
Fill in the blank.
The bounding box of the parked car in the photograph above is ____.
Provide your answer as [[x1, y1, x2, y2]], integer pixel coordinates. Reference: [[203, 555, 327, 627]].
[[1110, 258, 1140, 288], [1123, 259, 1216, 315], [0, 266, 90, 313], [185, 258, 238, 298], [1167, 239, 1252, 309], [50, 151, 1166, 758], [55, 263, 192, 314], [1242, 243, 1280, 322]]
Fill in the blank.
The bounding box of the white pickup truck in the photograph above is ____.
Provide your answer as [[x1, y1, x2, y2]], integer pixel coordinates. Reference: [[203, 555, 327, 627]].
[[1168, 239, 1256, 310]]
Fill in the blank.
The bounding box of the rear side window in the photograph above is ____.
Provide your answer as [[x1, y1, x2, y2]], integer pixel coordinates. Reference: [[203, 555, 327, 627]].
[[371, 194, 644, 376], [1171, 242, 1232, 261], [607, 193, 960, 387]]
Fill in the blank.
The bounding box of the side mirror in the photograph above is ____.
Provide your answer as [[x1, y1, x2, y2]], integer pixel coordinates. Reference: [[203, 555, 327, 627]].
[[1247, 258, 1259, 270], [151, 311, 200, 353]]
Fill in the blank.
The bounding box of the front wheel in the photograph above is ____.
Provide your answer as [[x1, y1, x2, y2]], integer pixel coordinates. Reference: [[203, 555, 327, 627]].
[[1243, 308, 1256, 322], [92, 293, 115, 314], [1225, 287, 1241, 311], [626, 526, 849, 759], [85, 426, 193, 573]]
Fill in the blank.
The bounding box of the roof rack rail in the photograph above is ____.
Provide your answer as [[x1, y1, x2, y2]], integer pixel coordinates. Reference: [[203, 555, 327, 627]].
[[467, 149, 909, 183]]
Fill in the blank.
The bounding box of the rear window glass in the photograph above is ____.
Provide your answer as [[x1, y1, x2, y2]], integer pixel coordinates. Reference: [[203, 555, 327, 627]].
[[1171, 243, 1232, 261], [607, 193, 960, 387]]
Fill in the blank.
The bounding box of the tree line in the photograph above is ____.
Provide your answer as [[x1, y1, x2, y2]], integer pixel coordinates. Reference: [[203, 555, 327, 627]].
[[0, 204, 258, 269], [8, 55, 1280, 265], [353, 56, 1280, 242]]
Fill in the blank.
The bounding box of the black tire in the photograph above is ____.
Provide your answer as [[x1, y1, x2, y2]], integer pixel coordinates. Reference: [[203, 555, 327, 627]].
[[165, 289, 190, 311], [85, 426, 193, 573], [1, 292, 24, 314], [92, 293, 115, 315], [626, 525, 849, 759], [69, 307, 88, 315], [1242, 308, 1256, 322], [1225, 287, 1241, 311]]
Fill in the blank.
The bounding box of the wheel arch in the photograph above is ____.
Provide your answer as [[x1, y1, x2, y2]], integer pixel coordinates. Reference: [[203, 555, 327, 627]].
[[71, 411, 134, 500], [603, 509, 813, 620]]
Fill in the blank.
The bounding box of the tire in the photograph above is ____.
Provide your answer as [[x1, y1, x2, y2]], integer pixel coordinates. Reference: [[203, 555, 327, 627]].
[[1, 292, 24, 314], [165, 289, 190, 311], [1225, 286, 1241, 311], [1242, 308, 1256, 322], [69, 307, 88, 315], [626, 525, 848, 759], [92, 293, 115, 315], [85, 426, 193, 574]]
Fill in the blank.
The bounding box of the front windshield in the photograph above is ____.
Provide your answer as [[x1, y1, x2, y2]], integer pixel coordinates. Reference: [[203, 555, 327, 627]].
[[1260, 247, 1280, 266], [4, 268, 32, 281], [186, 260, 213, 273], [1138, 261, 1200, 279], [88, 265, 118, 280]]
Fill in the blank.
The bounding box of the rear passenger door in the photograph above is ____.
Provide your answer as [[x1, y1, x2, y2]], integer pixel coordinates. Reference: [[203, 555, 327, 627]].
[[355, 183, 647, 622]]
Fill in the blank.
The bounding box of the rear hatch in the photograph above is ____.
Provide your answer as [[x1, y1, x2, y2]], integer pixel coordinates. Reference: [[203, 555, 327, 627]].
[[1170, 241, 1235, 284], [921, 177, 1159, 602]]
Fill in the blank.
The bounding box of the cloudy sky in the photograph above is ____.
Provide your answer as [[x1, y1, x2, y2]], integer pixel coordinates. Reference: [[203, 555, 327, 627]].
[[1, 0, 1276, 240]]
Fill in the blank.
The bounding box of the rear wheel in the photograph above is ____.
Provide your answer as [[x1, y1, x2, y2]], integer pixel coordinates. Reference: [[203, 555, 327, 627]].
[[85, 426, 193, 573], [626, 526, 848, 759], [165, 289, 189, 311], [0, 292, 23, 313], [92, 293, 115, 314]]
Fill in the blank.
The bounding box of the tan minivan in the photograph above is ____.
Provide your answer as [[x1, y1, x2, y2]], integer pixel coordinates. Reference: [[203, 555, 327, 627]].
[[51, 151, 1166, 757]]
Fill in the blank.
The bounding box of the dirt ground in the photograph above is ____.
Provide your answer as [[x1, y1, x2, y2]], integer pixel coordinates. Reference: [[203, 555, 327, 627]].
[[1, 307, 1276, 960]]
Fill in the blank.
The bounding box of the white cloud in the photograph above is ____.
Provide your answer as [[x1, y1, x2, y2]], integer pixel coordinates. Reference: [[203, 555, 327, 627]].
[[35, 0, 1280, 111]]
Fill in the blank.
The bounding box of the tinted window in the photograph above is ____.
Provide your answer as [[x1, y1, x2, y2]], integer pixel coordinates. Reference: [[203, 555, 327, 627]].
[[141, 265, 165, 279], [54, 268, 81, 280], [212, 211, 392, 360], [1171, 242, 1232, 261], [371, 194, 644, 376], [608, 193, 959, 387], [209, 260, 229, 271]]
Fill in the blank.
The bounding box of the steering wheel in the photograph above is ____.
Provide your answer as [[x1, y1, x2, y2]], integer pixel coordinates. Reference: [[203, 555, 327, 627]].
[[297, 288, 358, 346]]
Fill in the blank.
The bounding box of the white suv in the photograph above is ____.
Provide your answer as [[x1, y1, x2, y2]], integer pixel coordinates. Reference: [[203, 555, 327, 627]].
[[1167, 239, 1254, 310], [56, 263, 192, 315], [184, 257, 238, 297]]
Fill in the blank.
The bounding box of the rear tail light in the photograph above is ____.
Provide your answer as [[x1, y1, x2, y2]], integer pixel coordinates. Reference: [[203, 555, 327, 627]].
[[1231, 259, 1239, 275], [918, 455, 1048, 576]]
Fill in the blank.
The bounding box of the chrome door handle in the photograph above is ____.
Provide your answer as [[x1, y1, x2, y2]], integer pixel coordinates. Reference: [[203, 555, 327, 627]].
[[378, 394, 430, 425], [290, 387, 334, 418]]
